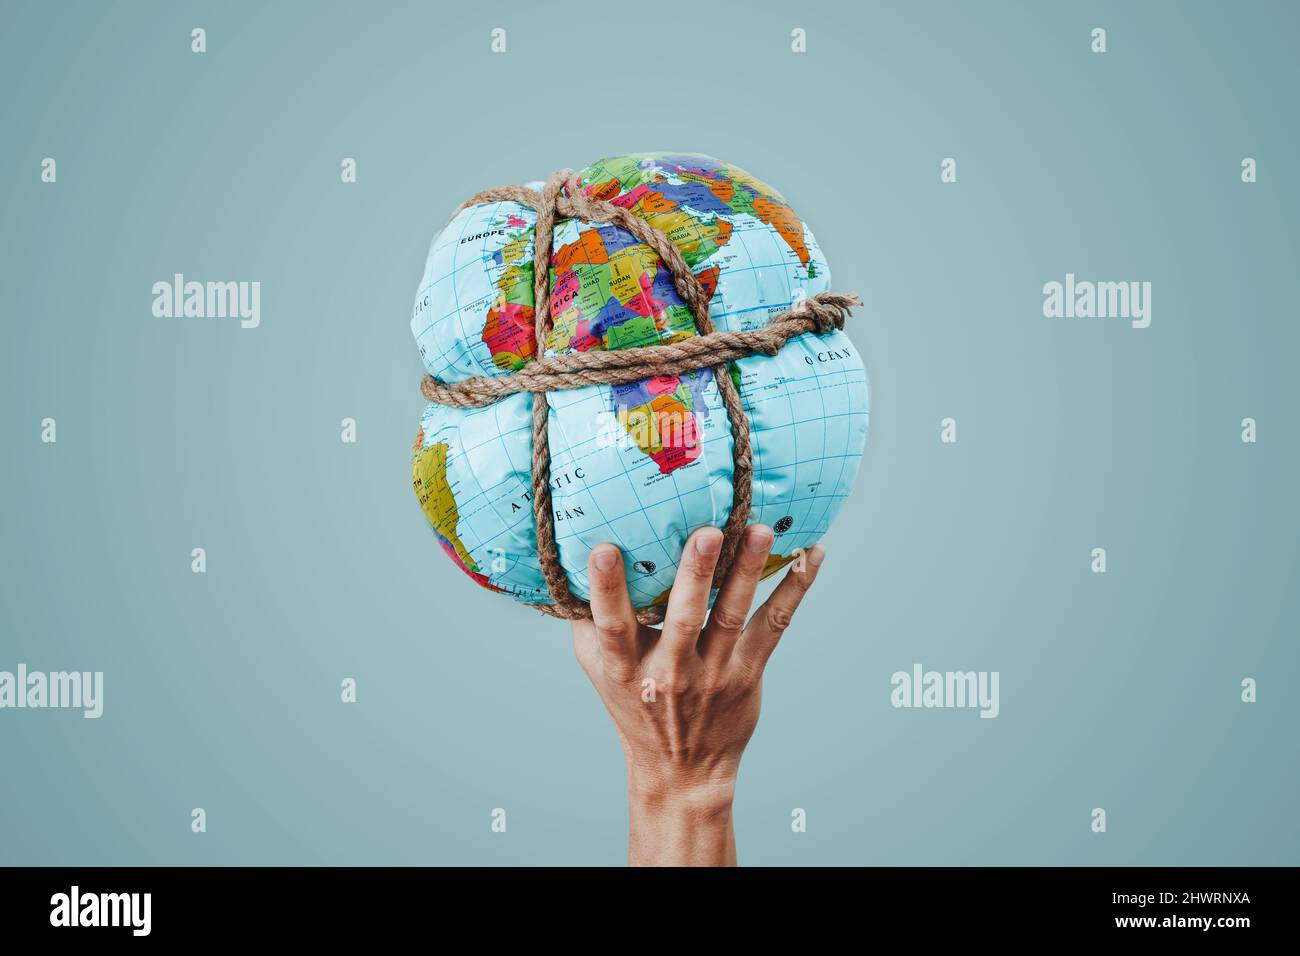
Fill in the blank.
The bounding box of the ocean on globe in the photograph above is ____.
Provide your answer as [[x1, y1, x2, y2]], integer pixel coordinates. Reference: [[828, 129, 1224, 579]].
[[410, 153, 869, 613]]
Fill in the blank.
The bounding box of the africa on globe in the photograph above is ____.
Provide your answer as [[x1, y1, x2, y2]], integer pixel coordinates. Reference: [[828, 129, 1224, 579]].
[[410, 153, 869, 621]]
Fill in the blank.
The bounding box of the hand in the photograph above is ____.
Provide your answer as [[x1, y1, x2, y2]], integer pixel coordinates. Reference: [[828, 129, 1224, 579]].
[[571, 525, 826, 866]]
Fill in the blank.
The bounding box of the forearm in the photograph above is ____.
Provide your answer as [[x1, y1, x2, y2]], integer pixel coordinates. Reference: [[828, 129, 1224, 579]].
[[627, 780, 738, 866]]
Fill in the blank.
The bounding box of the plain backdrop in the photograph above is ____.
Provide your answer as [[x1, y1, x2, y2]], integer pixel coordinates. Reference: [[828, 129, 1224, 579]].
[[1, 0, 1297, 865]]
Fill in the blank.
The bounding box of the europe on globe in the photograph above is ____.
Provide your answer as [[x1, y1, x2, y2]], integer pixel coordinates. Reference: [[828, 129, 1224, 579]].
[[410, 153, 869, 619]]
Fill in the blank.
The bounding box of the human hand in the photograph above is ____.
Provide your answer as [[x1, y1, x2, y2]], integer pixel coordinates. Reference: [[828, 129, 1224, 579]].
[[571, 524, 825, 866]]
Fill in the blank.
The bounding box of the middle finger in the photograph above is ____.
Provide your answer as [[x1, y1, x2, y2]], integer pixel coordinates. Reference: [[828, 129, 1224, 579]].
[[659, 527, 724, 662], [699, 524, 773, 663]]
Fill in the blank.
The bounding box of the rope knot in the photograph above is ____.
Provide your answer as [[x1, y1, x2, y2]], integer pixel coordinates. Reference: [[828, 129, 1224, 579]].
[[811, 307, 842, 334], [799, 293, 858, 334]]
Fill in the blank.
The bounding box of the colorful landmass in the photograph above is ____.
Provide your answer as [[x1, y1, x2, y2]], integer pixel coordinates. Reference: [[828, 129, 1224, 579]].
[[484, 226, 537, 370], [475, 155, 816, 473], [412, 433, 503, 592], [540, 220, 714, 475], [578, 154, 814, 276], [612, 370, 714, 474]]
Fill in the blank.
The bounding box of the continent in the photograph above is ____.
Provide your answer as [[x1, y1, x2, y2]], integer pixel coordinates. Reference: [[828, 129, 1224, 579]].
[[612, 370, 712, 475], [412, 437, 502, 592]]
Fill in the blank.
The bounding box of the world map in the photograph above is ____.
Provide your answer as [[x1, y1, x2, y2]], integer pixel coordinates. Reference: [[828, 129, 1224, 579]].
[[410, 153, 869, 612]]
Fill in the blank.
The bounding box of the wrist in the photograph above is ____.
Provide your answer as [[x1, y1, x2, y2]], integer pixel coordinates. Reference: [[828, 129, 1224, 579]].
[[625, 767, 738, 866], [628, 775, 736, 816], [627, 769, 737, 811]]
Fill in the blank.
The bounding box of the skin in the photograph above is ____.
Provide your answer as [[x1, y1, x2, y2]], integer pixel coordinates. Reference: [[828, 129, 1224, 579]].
[[571, 524, 825, 866]]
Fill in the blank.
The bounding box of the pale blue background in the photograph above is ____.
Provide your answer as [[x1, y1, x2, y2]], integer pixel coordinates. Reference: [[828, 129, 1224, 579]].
[[1, 0, 1296, 865]]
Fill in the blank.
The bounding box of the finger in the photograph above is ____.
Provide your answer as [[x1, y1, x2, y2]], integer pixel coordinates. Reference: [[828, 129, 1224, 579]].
[[735, 545, 825, 676], [570, 620, 600, 679], [700, 524, 773, 663], [586, 544, 640, 679], [660, 527, 724, 662]]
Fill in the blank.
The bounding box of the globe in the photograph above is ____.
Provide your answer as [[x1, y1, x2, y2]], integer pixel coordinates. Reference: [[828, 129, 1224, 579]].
[[410, 153, 869, 614]]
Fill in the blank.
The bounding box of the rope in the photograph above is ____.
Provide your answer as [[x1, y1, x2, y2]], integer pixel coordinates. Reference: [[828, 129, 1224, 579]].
[[421, 170, 859, 624]]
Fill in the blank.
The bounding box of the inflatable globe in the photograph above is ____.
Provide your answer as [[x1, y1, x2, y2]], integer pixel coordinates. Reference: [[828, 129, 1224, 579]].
[[410, 153, 869, 615]]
